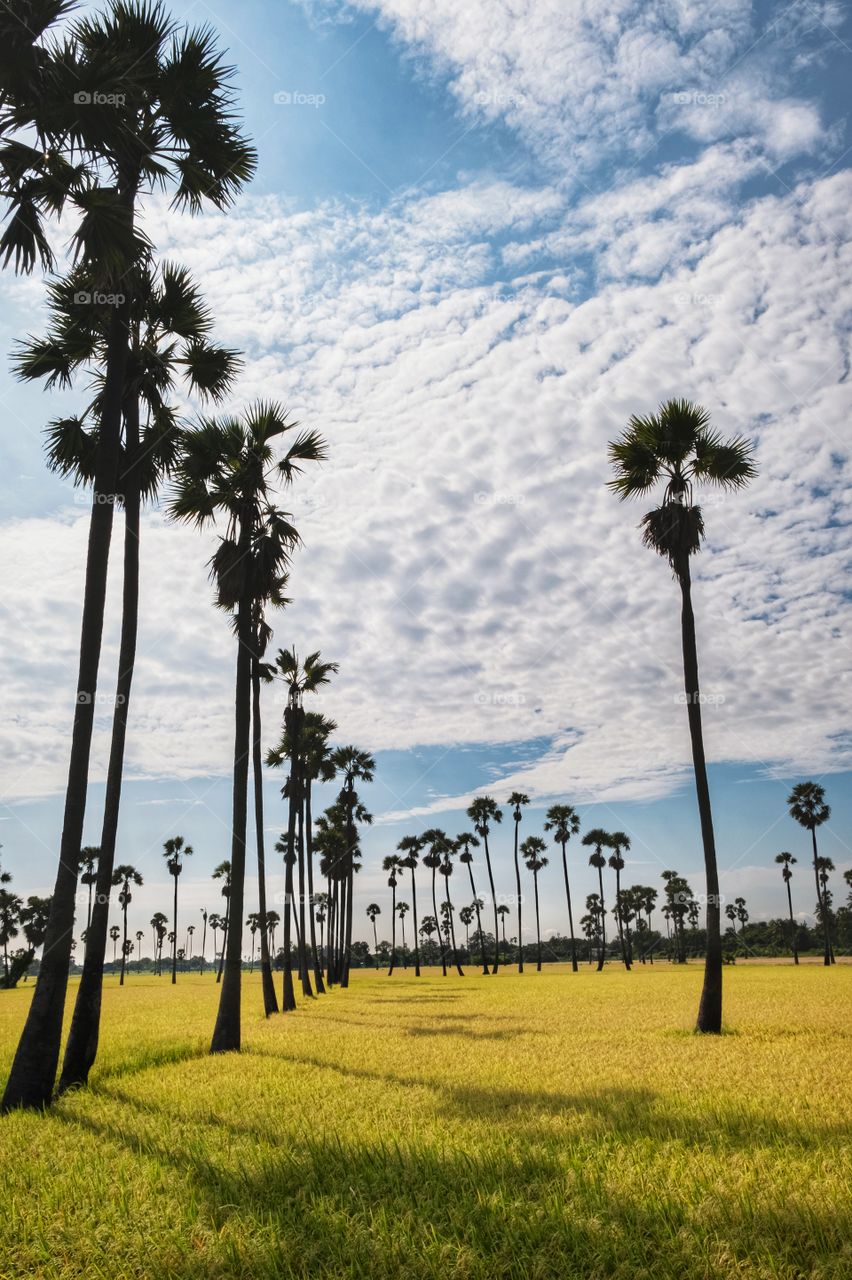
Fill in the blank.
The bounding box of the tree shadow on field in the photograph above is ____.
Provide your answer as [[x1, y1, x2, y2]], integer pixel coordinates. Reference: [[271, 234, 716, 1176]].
[[52, 1104, 850, 1280]]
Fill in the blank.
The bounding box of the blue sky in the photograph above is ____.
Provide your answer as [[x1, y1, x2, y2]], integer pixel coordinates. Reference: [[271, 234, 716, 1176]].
[[1, 0, 851, 951]]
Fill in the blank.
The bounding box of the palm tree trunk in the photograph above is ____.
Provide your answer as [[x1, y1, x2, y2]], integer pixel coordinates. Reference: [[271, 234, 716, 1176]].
[[410, 867, 421, 977], [678, 564, 723, 1033], [513, 822, 523, 973], [810, 830, 831, 966], [297, 796, 312, 997], [647, 910, 655, 964], [533, 871, 542, 970], [445, 880, 464, 976], [465, 859, 489, 975], [597, 866, 606, 972], [210, 589, 252, 1053], [304, 783, 325, 993], [251, 660, 278, 1015], [120, 900, 128, 986], [785, 878, 799, 965], [341, 789, 355, 988], [482, 833, 499, 973], [560, 842, 578, 973], [200, 919, 207, 975], [431, 866, 446, 976], [217, 901, 229, 982], [325, 874, 335, 986], [3, 292, 132, 1112], [59, 412, 140, 1091], [615, 869, 630, 969], [388, 881, 397, 976], [401, 916, 407, 966], [171, 873, 179, 985]]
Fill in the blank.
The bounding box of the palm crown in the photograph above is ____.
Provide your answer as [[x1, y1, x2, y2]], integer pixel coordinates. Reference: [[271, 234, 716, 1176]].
[[787, 782, 830, 831], [543, 804, 580, 845]]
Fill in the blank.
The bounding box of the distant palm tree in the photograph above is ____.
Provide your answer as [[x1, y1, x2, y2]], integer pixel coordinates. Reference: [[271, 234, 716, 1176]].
[[79, 847, 100, 937], [775, 853, 798, 965], [543, 804, 580, 972], [496, 903, 510, 963], [135, 930, 144, 964], [508, 793, 529, 972], [520, 836, 548, 971], [396, 902, 410, 968], [609, 398, 756, 1032], [312, 899, 326, 969], [459, 905, 475, 953], [466, 797, 503, 972], [787, 782, 833, 965], [163, 838, 193, 985], [583, 830, 612, 971], [246, 914, 259, 972], [608, 833, 631, 970], [816, 857, 836, 962], [150, 913, 167, 976], [366, 903, 381, 965], [397, 836, 424, 977], [111, 865, 142, 986], [301, 713, 337, 994], [439, 848, 465, 977], [199, 909, 208, 976], [212, 862, 231, 984], [422, 830, 451, 976], [109, 926, 120, 968], [419, 914, 438, 963], [208, 913, 223, 975], [725, 902, 737, 937], [383, 856, 402, 975], [329, 745, 374, 988], [456, 832, 489, 974]]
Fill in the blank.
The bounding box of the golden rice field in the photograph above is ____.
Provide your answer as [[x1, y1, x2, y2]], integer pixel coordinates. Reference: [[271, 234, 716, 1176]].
[[1, 962, 850, 1280]]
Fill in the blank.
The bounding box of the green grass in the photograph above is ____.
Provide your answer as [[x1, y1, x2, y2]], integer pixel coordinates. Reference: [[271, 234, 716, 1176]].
[[1, 963, 850, 1279]]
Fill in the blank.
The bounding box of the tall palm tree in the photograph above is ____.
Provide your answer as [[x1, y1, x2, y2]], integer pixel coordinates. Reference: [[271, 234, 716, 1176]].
[[171, 411, 325, 1049], [383, 856, 402, 976], [638, 885, 658, 963], [79, 847, 100, 938], [109, 925, 120, 968], [456, 832, 489, 974], [520, 836, 548, 971], [396, 902, 410, 968], [3, 2, 256, 1112], [459, 905, 474, 954], [422, 830, 451, 976], [607, 833, 631, 970], [268, 649, 338, 1008], [135, 930, 144, 966], [199, 909, 208, 975], [163, 838, 192, 985], [246, 914, 259, 972], [439, 846, 465, 977], [330, 746, 375, 988], [544, 804, 581, 972], [815, 857, 836, 963], [301, 712, 337, 993], [787, 782, 833, 966], [212, 861, 231, 983], [313, 897, 327, 970], [583, 830, 612, 971], [466, 797, 503, 973], [609, 398, 756, 1033], [111, 865, 142, 987], [507, 793, 530, 972], [496, 903, 510, 963], [150, 912, 167, 976], [366, 903, 381, 965], [775, 853, 798, 965], [397, 835, 423, 977]]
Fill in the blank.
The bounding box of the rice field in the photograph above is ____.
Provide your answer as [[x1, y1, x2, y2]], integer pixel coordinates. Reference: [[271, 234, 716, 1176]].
[[1, 962, 850, 1280]]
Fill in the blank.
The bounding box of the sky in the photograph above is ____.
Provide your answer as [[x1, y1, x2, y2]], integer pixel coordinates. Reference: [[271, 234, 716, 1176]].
[[0, 0, 851, 956]]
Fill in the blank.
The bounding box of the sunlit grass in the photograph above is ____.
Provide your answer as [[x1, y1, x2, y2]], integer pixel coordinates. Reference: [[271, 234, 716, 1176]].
[[1, 963, 850, 1278]]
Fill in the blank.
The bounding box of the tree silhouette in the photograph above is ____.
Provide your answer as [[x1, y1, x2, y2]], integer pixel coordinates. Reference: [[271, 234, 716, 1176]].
[[543, 804, 581, 972]]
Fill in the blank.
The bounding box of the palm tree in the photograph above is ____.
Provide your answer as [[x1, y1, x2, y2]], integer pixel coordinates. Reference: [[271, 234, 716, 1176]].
[[246, 914, 259, 972], [382, 856, 402, 976], [638, 885, 658, 963], [508, 793, 529, 972], [162, 838, 192, 985], [422, 830, 451, 976], [212, 861, 231, 984], [111, 865, 142, 987], [543, 804, 580, 972], [439, 846, 465, 977], [79, 847, 100, 938], [815, 857, 836, 962], [775, 853, 799, 965], [608, 833, 632, 970], [171, 408, 325, 1051], [366, 904, 381, 965], [496, 903, 510, 963], [150, 913, 167, 976], [609, 401, 756, 1031], [396, 835, 424, 977], [466, 797, 503, 972], [456, 833, 489, 974], [419, 915, 438, 964], [301, 713, 337, 993], [583, 830, 612, 971], [396, 902, 410, 968], [313, 897, 327, 969], [199, 909, 208, 975], [3, 2, 257, 1112], [207, 913, 222, 975], [0, 889, 21, 983], [330, 746, 375, 987], [109, 926, 120, 969], [787, 782, 833, 966], [521, 836, 548, 971], [459, 905, 474, 954], [135, 930, 144, 965]]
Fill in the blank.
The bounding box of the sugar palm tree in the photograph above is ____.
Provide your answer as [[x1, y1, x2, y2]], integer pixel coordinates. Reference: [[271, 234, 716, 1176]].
[[396, 835, 423, 977], [163, 838, 192, 985], [816, 857, 836, 962], [456, 832, 489, 974], [422, 830, 451, 977], [3, 2, 256, 1112], [79, 847, 100, 937], [383, 856, 402, 976], [212, 861, 231, 984], [775, 853, 798, 965], [608, 833, 632, 970], [246, 914, 259, 972], [135, 930, 144, 965], [521, 836, 548, 971], [111, 865, 142, 987], [330, 746, 375, 988], [459, 905, 474, 954], [109, 925, 120, 968], [583, 830, 612, 971], [543, 804, 581, 972], [171, 410, 325, 1049], [787, 782, 833, 966], [199, 909, 208, 975], [313, 897, 327, 969], [396, 902, 410, 968], [366, 903, 381, 965], [439, 846, 465, 977], [0, 889, 21, 983], [609, 398, 756, 1033], [507, 793, 529, 972], [301, 713, 337, 993], [466, 797, 502, 972], [496, 904, 510, 963], [150, 913, 167, 976], [419, 915, 438, 964]]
